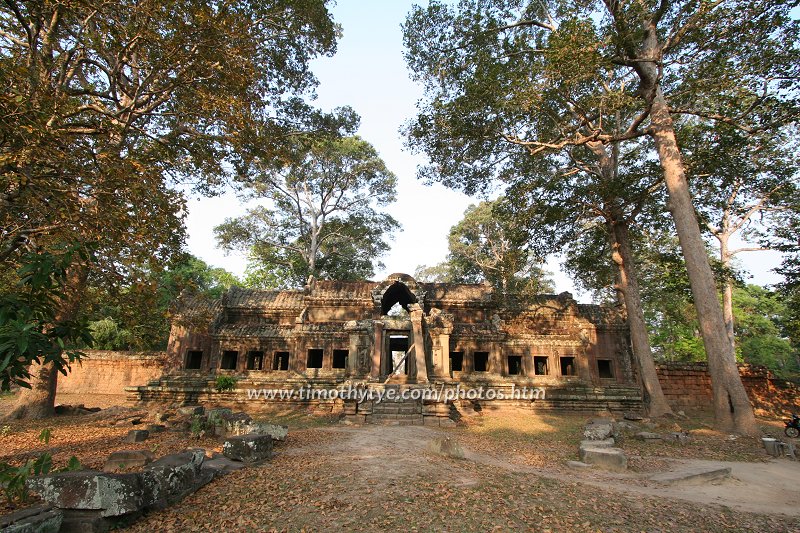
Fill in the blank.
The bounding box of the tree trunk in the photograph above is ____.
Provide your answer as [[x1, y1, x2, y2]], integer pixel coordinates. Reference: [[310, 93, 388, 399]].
[[4, 362, 59, 420], [609, 217, 673, 417], [649, 89, 758, 435], [719, 235, 736, 357], [5, 263, 88, 420]]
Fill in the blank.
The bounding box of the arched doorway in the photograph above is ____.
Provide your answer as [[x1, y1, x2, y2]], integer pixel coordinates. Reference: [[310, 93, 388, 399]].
[[380, 281, 418, 315]]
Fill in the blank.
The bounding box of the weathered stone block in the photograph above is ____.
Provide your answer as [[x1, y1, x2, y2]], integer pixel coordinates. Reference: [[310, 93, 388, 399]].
[[578, 446, 627, 471], [247, 422, 288, 441], [651, 465, 731, 485], [177, 406, 204, 416], [26, 471, 143, 517], [565, 460, 592, 469], [0, 503, 62, 533], [58, 509, 117, 533], [123, 430, 149, 443], [141, 449, 207, 508], [579, 438, 614, 449], [223, 434, 273, 463], [635, 431, 662, 440], [583, 419, 614, 441], [426, 437, 465, 459], [664, 431, 692, 444], [201, 456, 247, 479], [623, 411, 644, 421], [103, 450, 155, 473], [206, 408, 233, 422]]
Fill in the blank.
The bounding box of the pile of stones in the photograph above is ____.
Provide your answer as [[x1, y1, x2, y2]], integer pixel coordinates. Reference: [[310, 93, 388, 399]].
[[569, 412, 697, 471], [572, 418, 628, 472]]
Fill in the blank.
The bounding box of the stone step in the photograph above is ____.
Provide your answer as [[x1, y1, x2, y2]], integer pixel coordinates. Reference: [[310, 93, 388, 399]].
[[650, 465, 731, 486], [368, 414, 424, 425], [371, 405, 422, 415]]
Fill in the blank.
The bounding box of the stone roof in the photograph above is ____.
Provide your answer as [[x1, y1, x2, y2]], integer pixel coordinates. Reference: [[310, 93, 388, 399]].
[[223, 286, 305, 309], [308, 280, 375, 300], [174, 292, 222, 319], [422, 283, 490, 302], [214, 323, 294, 338]]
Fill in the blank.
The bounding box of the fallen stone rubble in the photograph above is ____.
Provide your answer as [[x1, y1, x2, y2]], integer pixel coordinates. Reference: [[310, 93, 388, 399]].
[[2, 404, 288, 533]]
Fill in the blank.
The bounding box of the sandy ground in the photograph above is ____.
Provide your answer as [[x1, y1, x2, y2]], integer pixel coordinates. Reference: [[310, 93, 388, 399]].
[[315, 424, 800, 517]]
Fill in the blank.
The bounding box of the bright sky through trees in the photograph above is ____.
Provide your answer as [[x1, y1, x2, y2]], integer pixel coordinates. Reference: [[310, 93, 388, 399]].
[[183, 0, 784, 297]]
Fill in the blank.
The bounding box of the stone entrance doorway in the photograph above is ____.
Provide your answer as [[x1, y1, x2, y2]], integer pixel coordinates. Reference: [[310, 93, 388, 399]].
[[387, 334, 409, 376]]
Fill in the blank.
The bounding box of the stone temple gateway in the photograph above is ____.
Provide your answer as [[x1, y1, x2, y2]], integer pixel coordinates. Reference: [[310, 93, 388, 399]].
[[132, 274, 643, 423]]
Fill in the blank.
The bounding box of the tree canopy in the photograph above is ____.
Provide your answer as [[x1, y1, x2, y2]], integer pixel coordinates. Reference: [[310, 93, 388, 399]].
[[215, 136, 399, 288], [0, 0, 346, 415], [402, 0, 800, 433], [416, 199, 553, 294]]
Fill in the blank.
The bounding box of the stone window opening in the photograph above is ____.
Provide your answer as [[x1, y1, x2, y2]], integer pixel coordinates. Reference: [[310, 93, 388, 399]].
[[597, 359, 614, 379], [450, 351, 464, 372], [473, 351, 489, 372], [246, 350, 264, 370], [273, 351, 289, 371], [220, 350, 238, 370], [534, 356, 549, 375], [185, 350, 203, 370], [507, 355, 523, 375], [307, 349, 323, 369], [560, 356, 576, 376], [333, 349, 348, 369]]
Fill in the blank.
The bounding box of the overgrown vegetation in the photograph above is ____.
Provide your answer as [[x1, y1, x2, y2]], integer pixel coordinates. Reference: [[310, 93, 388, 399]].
[[214, 375, 238, 393]]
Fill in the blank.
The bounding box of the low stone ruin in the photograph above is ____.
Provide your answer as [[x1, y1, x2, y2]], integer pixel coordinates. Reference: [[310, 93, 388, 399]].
[[762, 437, 797, 460], [2, 404, 287, 533], [576, 418, 628, 472]]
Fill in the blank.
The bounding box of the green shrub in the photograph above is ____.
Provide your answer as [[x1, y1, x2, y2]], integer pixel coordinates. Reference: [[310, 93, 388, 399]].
[[214, 375, 238, 392]]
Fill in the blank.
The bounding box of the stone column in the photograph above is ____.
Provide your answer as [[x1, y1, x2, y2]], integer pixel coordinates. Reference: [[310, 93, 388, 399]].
[[409, 305, 427, 383], [489, 342, 501, 375], [371, 321, 384, 380], [439, 333, 450, 378], [347, 333, 360, 377]]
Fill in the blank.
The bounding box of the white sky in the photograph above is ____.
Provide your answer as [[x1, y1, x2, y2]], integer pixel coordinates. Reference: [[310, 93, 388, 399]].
[[183, 0, 785, 301]]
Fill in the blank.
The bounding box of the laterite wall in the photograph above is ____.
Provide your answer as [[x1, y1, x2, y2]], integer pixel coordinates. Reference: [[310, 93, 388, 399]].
[[57, 350, 167, 396], [656, 362, 799, 415]]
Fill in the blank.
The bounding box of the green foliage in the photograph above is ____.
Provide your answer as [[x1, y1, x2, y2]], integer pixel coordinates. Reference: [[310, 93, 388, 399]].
[[0, 248, 91, 391], [417, 199, 554, 294], [0, 0, 345, 368], [733, 285, 798, 375], [189, 412, 223, 437], [215, 375, 238, 393], [216, 136, 400, 288], [83, 254, 240, 351], [38, 428, 51, 445], [88, 318, 135, 351]]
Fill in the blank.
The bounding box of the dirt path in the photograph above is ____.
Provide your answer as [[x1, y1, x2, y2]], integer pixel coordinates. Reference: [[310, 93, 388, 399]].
[[126, 423, 800, 531], [303, 425, 800, 517]]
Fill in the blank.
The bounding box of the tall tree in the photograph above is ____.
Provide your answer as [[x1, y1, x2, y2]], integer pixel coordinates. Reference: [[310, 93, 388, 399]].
[[683, 123, 800, 356], [418, 199, 554, 293], [215, 136, 399, 288], [1, 0, 343, 418], [403, 0, 798, 433]]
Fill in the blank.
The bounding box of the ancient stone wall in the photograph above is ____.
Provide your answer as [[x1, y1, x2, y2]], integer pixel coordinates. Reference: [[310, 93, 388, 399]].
[[656, 362, 799, 416], [57, 350, 167, 396]]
